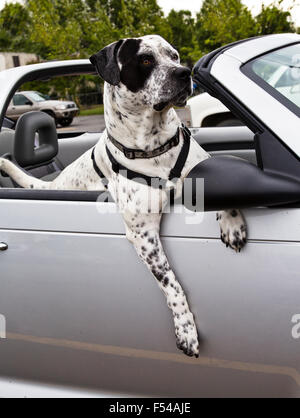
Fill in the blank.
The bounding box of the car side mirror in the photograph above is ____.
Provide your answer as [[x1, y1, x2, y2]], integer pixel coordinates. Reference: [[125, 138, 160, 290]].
[[25, 100, 33, 106], [183, 155, 300, 211]]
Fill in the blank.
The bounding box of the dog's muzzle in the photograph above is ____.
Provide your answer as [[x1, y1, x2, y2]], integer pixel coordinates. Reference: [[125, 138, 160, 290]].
[[173, 66, 191, 82], [154, 66, 192, 111]]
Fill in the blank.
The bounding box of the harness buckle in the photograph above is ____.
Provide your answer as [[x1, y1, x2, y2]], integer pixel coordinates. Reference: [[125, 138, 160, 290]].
[[171, 135, 180, 147], [124, 150, 136, 159]]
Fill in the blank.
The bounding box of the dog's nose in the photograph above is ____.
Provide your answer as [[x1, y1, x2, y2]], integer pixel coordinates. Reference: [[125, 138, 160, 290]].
[[174, 67, 191, 81]]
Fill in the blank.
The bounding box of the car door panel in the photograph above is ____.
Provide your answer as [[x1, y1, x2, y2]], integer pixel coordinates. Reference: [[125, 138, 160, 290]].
[[0, 199, 299, 241], [0, 199, 299, 397]]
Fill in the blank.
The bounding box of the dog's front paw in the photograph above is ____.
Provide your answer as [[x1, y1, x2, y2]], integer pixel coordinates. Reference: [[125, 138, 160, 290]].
[[218, 209, 247, 252], [174, 313, 199, 358]]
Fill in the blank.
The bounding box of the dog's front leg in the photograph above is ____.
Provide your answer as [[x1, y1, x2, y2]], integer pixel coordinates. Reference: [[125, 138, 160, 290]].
[[124, 213, 199, 358], [217, 209, 247, 251]]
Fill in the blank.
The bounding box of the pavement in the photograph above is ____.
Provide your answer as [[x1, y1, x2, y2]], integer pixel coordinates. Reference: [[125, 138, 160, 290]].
[[57, 108, 191, 134], [57, 115, 106, 134]]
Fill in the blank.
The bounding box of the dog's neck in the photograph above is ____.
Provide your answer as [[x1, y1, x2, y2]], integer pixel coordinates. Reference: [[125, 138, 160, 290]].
[[104, 83, 180, 151]]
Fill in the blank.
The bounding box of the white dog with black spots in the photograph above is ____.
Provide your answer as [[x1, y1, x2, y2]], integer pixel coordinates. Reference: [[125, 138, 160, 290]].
[[0, 35, 246, 357]]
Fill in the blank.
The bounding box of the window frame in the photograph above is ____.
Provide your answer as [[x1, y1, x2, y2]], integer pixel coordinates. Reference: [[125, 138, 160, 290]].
[[13, 94, 30, 106], [241, 43, 300, 119]]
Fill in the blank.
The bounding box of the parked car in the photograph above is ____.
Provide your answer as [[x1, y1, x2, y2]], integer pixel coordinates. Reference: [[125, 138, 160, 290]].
[[6, 90, 79, 127], [186, 91, 244, 127], [0, 34, 299, 398]]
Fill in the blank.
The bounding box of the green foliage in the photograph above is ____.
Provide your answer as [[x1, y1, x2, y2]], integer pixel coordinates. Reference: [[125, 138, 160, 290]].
[[255, 0, 295, 35], [0, 0, 297, 103], [1, 0, 297, 61], [194, 0, 297, 55], [26, 0, 116, 59], [79, 104, 104, 115], [0, 3, 33, 51], [195, 0, 257, 54], [86, 0, 168, 38], [166, 10, 198, 67]]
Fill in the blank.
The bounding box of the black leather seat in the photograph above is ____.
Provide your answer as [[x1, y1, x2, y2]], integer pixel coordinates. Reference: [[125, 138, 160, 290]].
[[0, 111, 63, 187]]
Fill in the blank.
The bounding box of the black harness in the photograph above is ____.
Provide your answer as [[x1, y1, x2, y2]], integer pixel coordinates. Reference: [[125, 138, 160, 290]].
[[107, 127, 181, 160], [91, 124, 191, 189]]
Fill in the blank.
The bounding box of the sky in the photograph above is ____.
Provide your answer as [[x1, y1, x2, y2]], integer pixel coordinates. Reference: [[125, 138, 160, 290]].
[[0, 0, 299, 26]]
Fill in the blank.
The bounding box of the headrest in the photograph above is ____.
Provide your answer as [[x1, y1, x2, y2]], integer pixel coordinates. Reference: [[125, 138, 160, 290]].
[[14, 111, 58, 167]]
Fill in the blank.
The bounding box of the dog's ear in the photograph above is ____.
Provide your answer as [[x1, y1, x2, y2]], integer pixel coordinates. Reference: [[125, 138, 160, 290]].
[[89, 40, 123, 85]]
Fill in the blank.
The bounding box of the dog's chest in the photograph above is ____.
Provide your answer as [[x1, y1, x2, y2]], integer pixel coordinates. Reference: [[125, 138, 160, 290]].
[[91, 130, 209, 213]]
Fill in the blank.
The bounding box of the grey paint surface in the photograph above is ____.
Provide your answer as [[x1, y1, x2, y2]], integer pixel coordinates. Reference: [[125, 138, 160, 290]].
[[0, 203, 300, 397]]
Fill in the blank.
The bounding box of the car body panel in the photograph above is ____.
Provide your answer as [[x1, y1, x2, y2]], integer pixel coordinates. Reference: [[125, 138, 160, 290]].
[[0, 199, 300, 242], [0, 376, 120, 398], [8, 102, 32, 120], [211, 53, 300, 156], [0, 202, 300, 397], [224, 33, 300, 63]]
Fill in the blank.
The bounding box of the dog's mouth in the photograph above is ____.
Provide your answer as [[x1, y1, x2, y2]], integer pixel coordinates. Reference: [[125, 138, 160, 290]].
[[153, 86, 191, 112]]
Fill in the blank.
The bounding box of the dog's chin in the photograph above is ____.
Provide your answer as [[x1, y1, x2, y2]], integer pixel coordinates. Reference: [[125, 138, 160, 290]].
[[153, 88, 191, 112], [173, 99, 187, 108], [153, 102, 169, 112]]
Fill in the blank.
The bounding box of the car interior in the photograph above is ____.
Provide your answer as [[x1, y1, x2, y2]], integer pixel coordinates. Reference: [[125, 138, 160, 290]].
[[0, 62, 259, 195], [0, 111, 256, 189], [1, 63, 300, 212]]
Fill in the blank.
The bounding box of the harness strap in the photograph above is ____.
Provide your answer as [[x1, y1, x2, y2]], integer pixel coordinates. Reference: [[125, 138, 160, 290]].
[[107, 127, 180, 160], [106, 145, 168, 189], [91, 147, 109, 191], [168, 125, 191, 181], [91, 147, 105, 179], [91, 124, 191, 189]]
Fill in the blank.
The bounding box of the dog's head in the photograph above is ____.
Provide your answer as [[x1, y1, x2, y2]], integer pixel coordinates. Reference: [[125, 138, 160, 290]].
[[90, 35, 192, 111]]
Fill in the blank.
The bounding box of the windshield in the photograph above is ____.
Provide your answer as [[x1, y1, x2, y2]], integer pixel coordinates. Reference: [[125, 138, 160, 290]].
[[25, 91, 47, 102], [250, 43, 300, 109]]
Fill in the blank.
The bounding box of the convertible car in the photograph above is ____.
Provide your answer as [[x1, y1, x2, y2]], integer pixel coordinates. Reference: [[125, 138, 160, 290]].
[[0, 33, 299, 398]]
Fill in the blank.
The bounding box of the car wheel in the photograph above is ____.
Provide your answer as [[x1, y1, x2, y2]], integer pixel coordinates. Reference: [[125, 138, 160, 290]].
[[59, 117, 73, 127], [42, 110, 58, 126], [216, 118, 244, 127]]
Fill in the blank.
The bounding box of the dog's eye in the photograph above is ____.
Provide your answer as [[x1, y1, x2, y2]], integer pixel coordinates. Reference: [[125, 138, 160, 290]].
[[142, 58, 152, 66], [172, 53, 179, 61]]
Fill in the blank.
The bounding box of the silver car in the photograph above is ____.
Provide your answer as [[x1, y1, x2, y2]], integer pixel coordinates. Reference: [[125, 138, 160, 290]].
[[6, 91, 79, 127], [0, 33, 299, 398]]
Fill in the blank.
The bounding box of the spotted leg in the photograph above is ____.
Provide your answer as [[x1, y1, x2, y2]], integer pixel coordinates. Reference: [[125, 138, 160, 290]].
[[124, 212, 199, 358], [217, 209, 247, 252]]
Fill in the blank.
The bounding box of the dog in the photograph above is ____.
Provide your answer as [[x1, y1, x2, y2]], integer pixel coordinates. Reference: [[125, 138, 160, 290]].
[[0, 35, 246, 357]]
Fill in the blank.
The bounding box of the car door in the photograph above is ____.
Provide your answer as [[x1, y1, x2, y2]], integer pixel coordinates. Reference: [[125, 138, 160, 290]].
[[0, 145, 300, 398], [9, 94, 33, 120]]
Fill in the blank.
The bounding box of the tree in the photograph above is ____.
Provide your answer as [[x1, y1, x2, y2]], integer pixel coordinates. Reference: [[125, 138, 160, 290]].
[[26, 0, 116, 59], [25, 0, 170, 59], [84, 0, 170, 39], [255, 0, 295, 35], [195, 0, 257, 54], [0, 3, 33, 51], [166, 9, 198, 66]]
